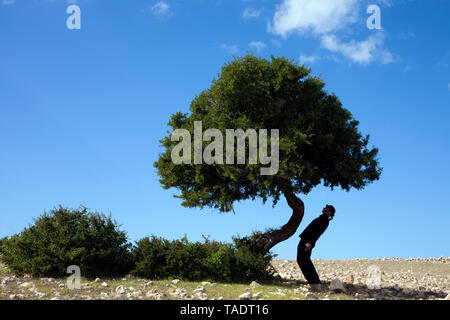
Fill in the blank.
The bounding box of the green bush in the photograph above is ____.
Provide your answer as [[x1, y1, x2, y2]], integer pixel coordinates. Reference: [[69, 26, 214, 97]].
[[1, 206, 133, 278], [0, 236, 7, 250], [132, 232, 276, 283]]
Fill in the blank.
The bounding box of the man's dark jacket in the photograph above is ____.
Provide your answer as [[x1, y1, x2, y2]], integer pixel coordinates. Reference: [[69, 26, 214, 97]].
[[299, 214, 329, 247]]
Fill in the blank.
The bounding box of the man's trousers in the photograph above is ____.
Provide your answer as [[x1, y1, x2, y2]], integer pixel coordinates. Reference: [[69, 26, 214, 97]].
[[297, 239, 321, 284]]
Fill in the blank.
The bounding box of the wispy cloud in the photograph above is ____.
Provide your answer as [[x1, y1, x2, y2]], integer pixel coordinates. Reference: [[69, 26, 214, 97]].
[[249, 41, 266, 52], [321, 33, 393, 65], [2, 0, 15, 5], [146, 1, 172, 18], [299, 54, 320, 64], [269, 0, 395, 65], [242, 7, 261, 20], [269, 0, 359, 36], [220, 44, 240, 55], [375, 0, 393, 7]]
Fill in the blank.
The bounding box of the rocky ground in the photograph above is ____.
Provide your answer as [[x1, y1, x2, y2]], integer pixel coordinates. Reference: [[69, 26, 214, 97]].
[[1, 257, 449, 300]]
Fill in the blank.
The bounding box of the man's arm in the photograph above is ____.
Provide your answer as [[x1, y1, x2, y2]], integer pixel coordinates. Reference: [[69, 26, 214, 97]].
[[304, 220, 328, 251]]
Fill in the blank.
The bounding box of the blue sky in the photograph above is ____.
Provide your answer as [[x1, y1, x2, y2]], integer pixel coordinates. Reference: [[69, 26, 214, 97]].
[[0, 0, 449, 260]]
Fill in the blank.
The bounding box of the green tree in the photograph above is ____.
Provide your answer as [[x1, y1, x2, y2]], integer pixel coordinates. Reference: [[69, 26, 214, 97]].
[[154, 54, 382, 252]]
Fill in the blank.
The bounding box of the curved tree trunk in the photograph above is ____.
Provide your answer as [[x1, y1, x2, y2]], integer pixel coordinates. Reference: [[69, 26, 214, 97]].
[[257, 191, 305, 254]]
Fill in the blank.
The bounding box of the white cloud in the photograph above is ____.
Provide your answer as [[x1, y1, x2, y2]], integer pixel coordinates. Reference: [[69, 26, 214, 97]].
[[375, 0, 392, 7], [321, 33, 393, 65], [150, 1, 172, 17], [299, 54, 320, 64], [270, 0, 359, 37], [220, 44, 240, 55], [242, 7, 261, 20], [269, 0, 395, 65], [249, 41, 266, 52], [2, 0, 15, 5]]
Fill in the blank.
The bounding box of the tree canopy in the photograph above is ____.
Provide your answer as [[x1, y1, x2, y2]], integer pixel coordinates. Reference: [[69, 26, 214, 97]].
[[154, 54, 382, 212]]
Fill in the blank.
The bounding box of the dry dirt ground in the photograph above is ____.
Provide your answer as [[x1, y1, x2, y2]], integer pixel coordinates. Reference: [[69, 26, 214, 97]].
[[1, 257, 449, 300]]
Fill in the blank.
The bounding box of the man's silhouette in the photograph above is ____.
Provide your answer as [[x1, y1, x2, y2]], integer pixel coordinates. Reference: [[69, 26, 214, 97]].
[[297, 205, 335, 284]]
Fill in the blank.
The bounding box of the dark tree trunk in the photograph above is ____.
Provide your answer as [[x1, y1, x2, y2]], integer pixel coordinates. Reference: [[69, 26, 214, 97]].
[[256, 191, 304, 254]]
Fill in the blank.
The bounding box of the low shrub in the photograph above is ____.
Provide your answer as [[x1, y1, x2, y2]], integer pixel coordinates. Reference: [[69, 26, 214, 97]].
[[132, 232, 276, 283], [1, 206, 133, 278], [0, 236, 7, 250], [1, 207, 276, 282]]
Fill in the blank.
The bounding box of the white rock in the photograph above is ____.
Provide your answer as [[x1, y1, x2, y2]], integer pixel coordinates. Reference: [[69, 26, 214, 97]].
[[101, 282, 109, 287], [445, 294, 450, 300], [196, 292, 208, 300], [115, 285, 126, 294], [239, 292, 253, 300], [172, 279, 181, 285], [194, 286, 206, 293], [343, 274, 354, 284], [146, 289, 159, 297], [329, 279, 346, 293], [94, 278, 101, 283], [250, 281, 261, 287], [268, 291, 286, 296], [2, 276, 18, 284], [20, 282, 33, 288]]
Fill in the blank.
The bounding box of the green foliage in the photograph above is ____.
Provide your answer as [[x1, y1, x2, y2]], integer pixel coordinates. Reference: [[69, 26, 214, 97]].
[[0, 236, 7, 254], [132, 232, 276, 283], [155, 53, 382, 212], [0, 206, 133, 278]]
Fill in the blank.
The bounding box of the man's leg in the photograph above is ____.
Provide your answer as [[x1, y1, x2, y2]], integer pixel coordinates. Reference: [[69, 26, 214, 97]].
[[297, 240, 321, 284]]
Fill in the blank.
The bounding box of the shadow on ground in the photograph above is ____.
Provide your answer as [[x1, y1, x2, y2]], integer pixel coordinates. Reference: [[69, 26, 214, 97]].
[[278, 276, 447, 299]]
